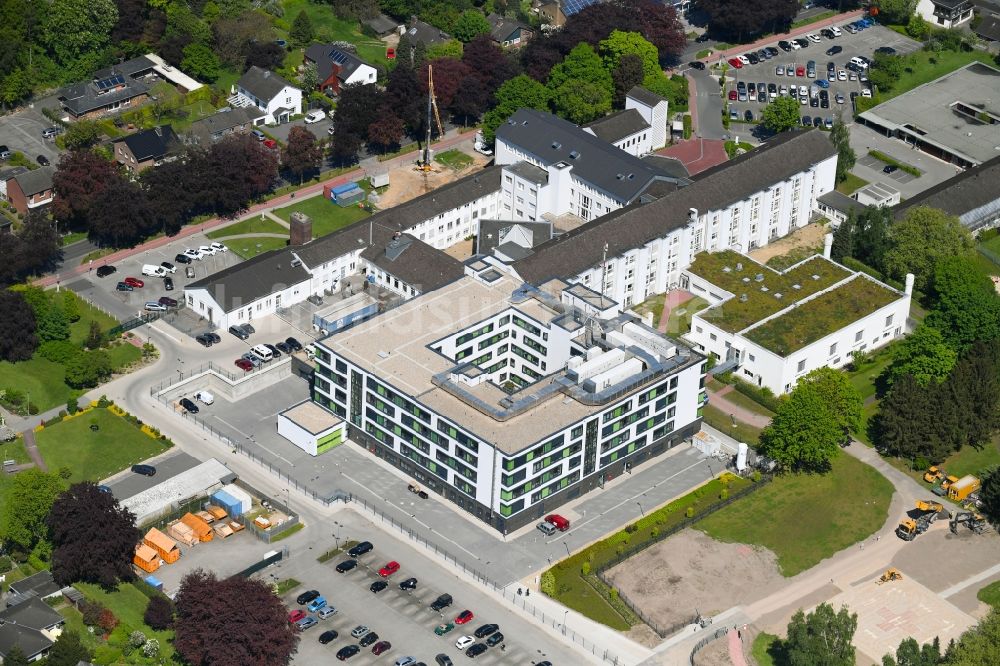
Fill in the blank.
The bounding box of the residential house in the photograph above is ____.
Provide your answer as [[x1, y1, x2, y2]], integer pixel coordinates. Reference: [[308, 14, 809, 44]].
[[486, 13, 533, 48], [535, 0, 567, 27], [303, 45, 378, 95], [5, 571, 64, 609], [230, 66, 302, 125], [113, 125, 181, 174], [0, 166, 29, 203], [6, 167, 55, 215], [0, 598, 66, 662], [184, 107, 258, 145], [403, 17, 451, 47], [973, 12, 1000, 43], [916, 0, 974, 26]]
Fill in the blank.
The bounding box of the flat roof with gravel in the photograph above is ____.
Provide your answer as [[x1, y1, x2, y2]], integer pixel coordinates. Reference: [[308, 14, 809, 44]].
[[858, 62, 1000, 166], [281, 400, 342, 434]]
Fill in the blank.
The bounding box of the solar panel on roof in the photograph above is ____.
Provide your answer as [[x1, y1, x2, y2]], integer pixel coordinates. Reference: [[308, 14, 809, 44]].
[[562, 0, 600, 16], [96, 73, 125, 90], [329, 50, 350, 64]]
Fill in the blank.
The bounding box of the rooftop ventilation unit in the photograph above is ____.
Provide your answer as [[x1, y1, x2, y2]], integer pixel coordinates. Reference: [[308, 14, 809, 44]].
[[377, 351, 390, 359], [755, 273, 764, 282], [760, 286, 769, 292], [792, 284, 801, 290], [736, 262, 743, 271], [740, 293, 748, 302], [742, 277, 751, 283], [627, 174, 634, 180], [722, 266, 731, 273], [774, 293, 782, 299], [616, 173, 624, 180], [812, 274, 820, 280], [552, 141, 561, 149], [569, 150, 580, 159]]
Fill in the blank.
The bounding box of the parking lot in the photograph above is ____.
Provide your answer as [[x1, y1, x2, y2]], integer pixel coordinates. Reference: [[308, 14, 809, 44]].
[[0, 104, 62, 166], [266, 115, 333, 144], [276, 511, 576, 666], [723, 24, 921, 128]]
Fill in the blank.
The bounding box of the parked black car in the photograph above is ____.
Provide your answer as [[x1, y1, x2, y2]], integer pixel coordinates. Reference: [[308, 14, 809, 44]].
[[195, 334, 213, 347], [164, 277, 174, 291], [96, 265, 117, 278], [275, 341, 293, 354], [335, 559, 357, 573], [336, 645, 360, 660], [174, 253, 192, 264], [131, 464, 156, 476], [179, 397, 199, 413], [264, 343, 282, 358], [207, 332, 221, 344], [466, 644, 487, 658], [399, 577, 418, 591], [116, 282, 133, 291], [474, 624, 499, 639], [319, 630, 338, 644], [485, 632, 504, 647], [430, 593, 453, 611], [297, 589, 320, 605], [36, 154, 49, 166], [229, 325, 250, 340], [285, 336, 303, 351], [358, 632, 379, 648], [370, 581, 388, 594], [158, 296, 178, 307], [348, 541, 374, 557], [688, 61, 705, 70]]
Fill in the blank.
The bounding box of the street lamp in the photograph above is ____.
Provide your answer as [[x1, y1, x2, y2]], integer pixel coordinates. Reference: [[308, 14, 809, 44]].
[[636, 501, 645, 517], [562, 609, 568, 636], [562, 541, 570, 557]]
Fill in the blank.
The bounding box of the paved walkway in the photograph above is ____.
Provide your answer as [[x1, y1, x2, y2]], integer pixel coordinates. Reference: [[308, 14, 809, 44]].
[[34, 128, 476, 288], [20, 429, 47, 472], [214, 232, 289, 240], [728, 629, 748, 666], [264, 211, 291, 228], [657, 289, 694, 334], [658, 138, 728, 175], [687, 75, 699, 136], [706, 386, 771, 428]]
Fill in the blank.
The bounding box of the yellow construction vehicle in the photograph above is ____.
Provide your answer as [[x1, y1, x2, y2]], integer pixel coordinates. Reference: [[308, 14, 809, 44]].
[[877, 568, 903, 585], [923, 466, 944, 483], [416, 64, 445, 172], [950, 511, 991, 535], [895, 499, 944, 541], [933, 475, 960, 497], [947, 475, 981, 502]]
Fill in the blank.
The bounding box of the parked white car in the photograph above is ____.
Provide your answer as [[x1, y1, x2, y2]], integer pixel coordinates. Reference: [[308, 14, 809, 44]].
[[304, 110, 325, 124], [210, 242, 228, 253], [198, 245, 216, 256], [806, 33, 821, 43], [195, 391, 215, 405], [183, 248, 204, 260]]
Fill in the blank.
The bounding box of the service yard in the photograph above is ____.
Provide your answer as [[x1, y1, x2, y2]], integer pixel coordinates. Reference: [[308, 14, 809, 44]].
[[276, 511, 578, 666], [722, 24, 921, 129]]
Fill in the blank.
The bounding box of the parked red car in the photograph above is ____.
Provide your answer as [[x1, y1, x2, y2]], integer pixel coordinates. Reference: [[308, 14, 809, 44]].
[[727, 58, 743, 69], [544, 514, 570, 531], [263, 138, 277, 149], [454, 610, 474, 625], [371, 641, 391, 655], [378, 561, 400, 578], [288, 610, 307, 623], [796, 64, 806, 77], [728, 90, 737, 101], [124, 277, 144, 288], [235, 358, 254, 371]]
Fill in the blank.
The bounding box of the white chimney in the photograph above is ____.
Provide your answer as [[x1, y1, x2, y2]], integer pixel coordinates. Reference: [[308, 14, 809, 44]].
[[904, 273, 915, 295], [824, 232, 833, 259]]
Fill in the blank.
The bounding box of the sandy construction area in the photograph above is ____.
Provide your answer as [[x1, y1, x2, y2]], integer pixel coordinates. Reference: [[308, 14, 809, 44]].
[[605, 529, 783, 630], [748, 222, 828, 265]]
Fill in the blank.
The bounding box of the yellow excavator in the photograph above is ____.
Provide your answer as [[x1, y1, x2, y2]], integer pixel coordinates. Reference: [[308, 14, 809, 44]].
[[877, 568, 903, 585], [896, 499, 944, 541]]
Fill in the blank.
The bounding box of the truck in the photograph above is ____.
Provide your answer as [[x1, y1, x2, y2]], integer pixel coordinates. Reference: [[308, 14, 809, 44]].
[[895, 499, 944, 541], [947, 475, 981, 502]]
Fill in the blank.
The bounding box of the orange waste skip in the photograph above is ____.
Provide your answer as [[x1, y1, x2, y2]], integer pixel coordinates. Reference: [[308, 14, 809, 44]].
[[134, 544, 160, 573], [181, 512, 214, 542], [144, 528, 180, 564]]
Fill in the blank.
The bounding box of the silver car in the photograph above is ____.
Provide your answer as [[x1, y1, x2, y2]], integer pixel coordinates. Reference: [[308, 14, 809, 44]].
[[241, 352, 262, 368], [317, 606, 338, 619], [351, 625, 370, 638]]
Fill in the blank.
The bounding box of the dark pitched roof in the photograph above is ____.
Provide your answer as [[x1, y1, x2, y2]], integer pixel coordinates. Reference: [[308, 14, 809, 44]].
[[93, 56, 155, 80], [187, 246, 307, 311], [405, 18, 451, 46], [0, 621, 53, 660], [60, 75, 149, 116], [8, 571, 61, 600], [365, 13, 400, 34], [641, 155, 690, 180], [893, 154, 1000, 225], [584, 109, 650, 144], [0, 166, 29, 182], [507, 161, 548, 185], [304, 44, 372, 84], [237, 66, 296, 102], [627, 86, 667, 107], [0, 598, 64, 631], [118, 125, 180, 161], [13, 167, 54, 196], [932, 0, 972, 8], [294, 166, 504, 271], [975, 14, 1000, 41], [361, 232, 465, 291], [486, 13, 529, 41], [512, 129, 837, 284], [496, 108, 679, 203], [185, 107, 258, 144], [818, 190, 866, 215]]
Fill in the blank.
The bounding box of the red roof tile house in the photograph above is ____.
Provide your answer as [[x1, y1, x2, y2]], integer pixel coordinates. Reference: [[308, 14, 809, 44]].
[[6, 167, 55, 215]]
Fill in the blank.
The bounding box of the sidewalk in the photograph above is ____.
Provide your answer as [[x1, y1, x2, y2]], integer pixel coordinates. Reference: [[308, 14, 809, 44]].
[[34, 128, 475, 289], [706, 386, 771, 429]]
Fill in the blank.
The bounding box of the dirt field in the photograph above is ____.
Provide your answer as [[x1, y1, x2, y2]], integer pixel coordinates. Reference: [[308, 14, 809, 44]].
[[748, 222, 828, 265], [605, 529, 783, 629], [376, 147, 490, 210], [693, 634, 732, 666]]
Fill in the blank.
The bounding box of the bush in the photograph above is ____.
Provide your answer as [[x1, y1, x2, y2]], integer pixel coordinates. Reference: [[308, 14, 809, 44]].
[[682, 114, 692, 140], [81, 600, 106, 626], [38, 340, 83, 364], [686, 507, 695, 518], [0, 556, 12, 573], [99, 608, 118, 633], [129, 630, 147, 648], [540, 570, 556, 596], [98, 395, 111, 408], [581, 561, 591, 576], [143, 596, 174, 630], [58, 466, 72, 480], [731, 377, 785, 413], [609, 587, 618, 601], [27, 402, 38, 415], [67, 397, 79, 414]]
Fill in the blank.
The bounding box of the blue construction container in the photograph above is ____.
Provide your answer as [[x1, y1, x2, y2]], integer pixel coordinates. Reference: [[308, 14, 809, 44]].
[[211, 489, 241, 517]]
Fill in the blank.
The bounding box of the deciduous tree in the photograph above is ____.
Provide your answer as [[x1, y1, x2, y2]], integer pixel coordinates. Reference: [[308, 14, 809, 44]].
[[63, 349, 112, 389], [212, 11, 275, 69], [246, 42, 285, 72], [611, 54, 645, 108], [461, 35, 520, 96], [453, 9, 490, 42], [852, 206, 893, 273], [830, 117, 856, 183], [88, 178, 155, 247], [925, 256, 1000, 350], [551, 80, 611, 124], [143, 158, 199, 235], [1, 646, 28, 666], [46, 630, 92, 666], [884, 324, 957, 387], [367, 112, 406, 152], [38, 301, 70, 342], [785, 603, 857, 666], [884, 207, 973, 291], [762, 96, 802, 133], [42, 0, 118, 67], [482, 74, 551, 143], [174, 570, 299, 666], [182, 43, 221, 82], [876, 0, 918, 25], [144, 595, 175, 630], [47, 482, 141, 588], [698, 0, 799, 41], [16, 210, 62, 277], [830, 216, 854, 263], [51, 150, 123, 228], [0, 289, 38, 360], [61, 120, 102, 150], [281, 126, 322, 184], [0, 469, 63, 553], [979, 466, 1000, 530], [202, 134, 279, 218], [872, 374, 953, 461], [940, 606, 1000, 664], [760, 367, 861, 471]]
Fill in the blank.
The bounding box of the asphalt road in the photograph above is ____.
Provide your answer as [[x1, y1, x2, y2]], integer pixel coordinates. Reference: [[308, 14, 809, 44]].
[[687, 67, 727, 140]]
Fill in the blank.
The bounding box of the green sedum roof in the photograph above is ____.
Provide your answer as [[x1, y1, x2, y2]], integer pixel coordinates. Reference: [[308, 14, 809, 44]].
[[688, 250, 851, 333]]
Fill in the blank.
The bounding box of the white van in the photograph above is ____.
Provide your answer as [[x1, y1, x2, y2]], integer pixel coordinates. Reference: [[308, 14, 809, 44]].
[[250, 344, 273, 362], [141, 264, 167, 277]]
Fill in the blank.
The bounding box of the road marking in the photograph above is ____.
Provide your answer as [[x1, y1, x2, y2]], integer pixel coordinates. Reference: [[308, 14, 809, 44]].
[[941, 561, 1000, 599], [149, 322, 182, 343]]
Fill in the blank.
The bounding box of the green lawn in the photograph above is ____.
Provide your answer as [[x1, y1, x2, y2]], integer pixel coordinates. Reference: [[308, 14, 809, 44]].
[[278, 0, 388, 65], [664, 296, 709, 336], [75, 582, 176, 662], [206, 216, 288, 239], [0, 436, 31, 464], [978, 580, 1000, 608], [0, 357, 72, 412], [720, 390, 775, 419], [272, 194, 370, 238], [435, 149, 474, 170], [702, 404, 765, 445], [846, 345, 895, 402], [34, 408, 170, 483], [699, 453, 894, 576], [229, 236, 290, 259], [58, 605, 102, 653], [752, 632, 783, 666], [877, 49, 995, 103], [792, 10, 836, 29], [106, 340, 143, 370], [633, 293, 666, 327], [836, 173, 869, 195], [890, 435, 1000, 487], [70, 293, 120, 343]]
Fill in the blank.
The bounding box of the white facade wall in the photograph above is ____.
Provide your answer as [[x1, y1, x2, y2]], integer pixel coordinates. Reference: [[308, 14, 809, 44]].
[[343, 64, 377, 86], [626, 95, 668, 151], [608, 129, 652, 157], [563, 152, 838, 307], [185, 276, 310, 330], [302, 248, 363, 297], [237, 83, 303, 125], [916, 0, 973, 27], [409, 190, 502, 248], [277, 414, 320, 456]]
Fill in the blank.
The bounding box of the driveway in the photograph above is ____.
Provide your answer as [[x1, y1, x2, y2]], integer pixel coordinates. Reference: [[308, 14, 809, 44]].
[[847, 122, 965, 200], [687, 68, 727, 140], [0, 105, 61, 165], [267, 116, 334, 143]]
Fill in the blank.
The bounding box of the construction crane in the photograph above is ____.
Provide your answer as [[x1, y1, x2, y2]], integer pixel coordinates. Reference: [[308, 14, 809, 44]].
[[876, 568, 903, 585], [418, 64, 445, 171], [896, 499, 944, 541], [950, 511, 990, 535]]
